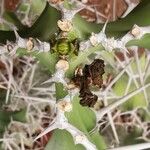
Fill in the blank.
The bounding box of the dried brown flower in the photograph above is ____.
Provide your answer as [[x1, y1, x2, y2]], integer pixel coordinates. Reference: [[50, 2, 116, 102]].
[[73, 59, 105, 107], [83, 59, 105, 88]]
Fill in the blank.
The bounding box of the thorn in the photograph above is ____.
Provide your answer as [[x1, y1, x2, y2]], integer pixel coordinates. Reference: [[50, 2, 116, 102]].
[[13, 28, 20, 41], [101, 19, 109, 34]]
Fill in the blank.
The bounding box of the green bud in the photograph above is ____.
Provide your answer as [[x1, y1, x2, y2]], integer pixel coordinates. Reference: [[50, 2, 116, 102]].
[[53, 39, 71, 55]]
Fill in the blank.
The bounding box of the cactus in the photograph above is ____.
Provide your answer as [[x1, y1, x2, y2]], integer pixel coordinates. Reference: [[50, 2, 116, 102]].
[[0, 0, 150, 150]]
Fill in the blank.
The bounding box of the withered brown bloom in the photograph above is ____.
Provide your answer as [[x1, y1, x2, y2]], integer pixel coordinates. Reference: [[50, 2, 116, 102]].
[[83, 59, 105, 88], [73, 59, 105, 107], [79, 76, 98, 107]]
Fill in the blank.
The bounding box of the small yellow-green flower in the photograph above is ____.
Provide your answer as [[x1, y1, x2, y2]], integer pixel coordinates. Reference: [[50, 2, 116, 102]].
[[52, 38, 76, 56]]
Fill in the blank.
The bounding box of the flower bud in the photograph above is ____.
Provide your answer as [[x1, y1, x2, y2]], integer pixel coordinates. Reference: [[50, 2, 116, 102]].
[[57, 20, 73, 32], [53, 38, 71, 55], [56, 59, 69, 71], [57, 100, 72, 112], [75, 134, 86, 143], [26, 38, 34, 51], [131, 26, 141, 37]]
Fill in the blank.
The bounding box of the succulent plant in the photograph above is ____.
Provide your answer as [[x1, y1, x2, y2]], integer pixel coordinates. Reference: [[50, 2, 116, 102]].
[[1, 0, 150, 150]]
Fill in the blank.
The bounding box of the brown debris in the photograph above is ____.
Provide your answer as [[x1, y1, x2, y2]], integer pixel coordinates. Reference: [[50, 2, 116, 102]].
[[83, 59, 105, 87], [79, 76, 98, 107], [79, 0, 128, 22], [73, 59, 105, 107]]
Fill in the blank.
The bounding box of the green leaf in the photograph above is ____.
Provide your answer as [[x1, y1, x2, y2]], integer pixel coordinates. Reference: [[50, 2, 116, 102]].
[[67, 30, 78, 41], [3, 11, 26, 31], [0, 3, 61, 43], [26, 2, 61, 41], [29, 0, 46, 16], [12, 109, 27, 122], [72, 15, 100, 40], [126, 34, 150, 49], [0, 109, 27, 135], [45, 129, 85, 150], [90, 131, 106, 150], [46, 96, 106, 150], [34, 52, 59, 74], [18, 3, 29, 13], [66, 44, 104, 78], [65, 96, 106, 149], [55, 82, 68, 100], [113, 74, 147, 110], [0, 22, 12, 30], [65, 96, 96, 134]]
